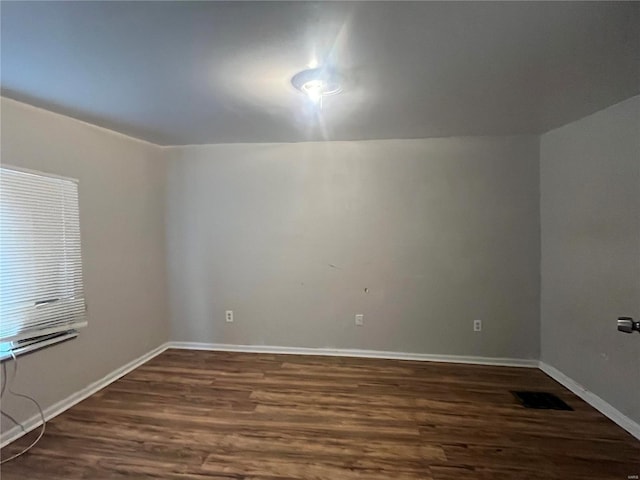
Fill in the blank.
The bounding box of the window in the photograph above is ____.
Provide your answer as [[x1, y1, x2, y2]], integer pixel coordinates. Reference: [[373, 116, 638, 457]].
[[0, 166, 86, 359]]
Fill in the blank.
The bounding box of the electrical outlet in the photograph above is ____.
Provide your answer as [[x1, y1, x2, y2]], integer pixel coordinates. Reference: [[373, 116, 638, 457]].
[[355, 314, 364, 326], [474, 319, 482, 332], [225, 310, 234, 323]]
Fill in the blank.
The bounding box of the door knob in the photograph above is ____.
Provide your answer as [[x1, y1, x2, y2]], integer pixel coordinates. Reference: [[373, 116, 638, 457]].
[[617, 317, 640, 334]]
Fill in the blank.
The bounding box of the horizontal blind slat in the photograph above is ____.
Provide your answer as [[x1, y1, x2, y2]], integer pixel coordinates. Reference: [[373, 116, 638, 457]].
[[1, 166, 87, 343]]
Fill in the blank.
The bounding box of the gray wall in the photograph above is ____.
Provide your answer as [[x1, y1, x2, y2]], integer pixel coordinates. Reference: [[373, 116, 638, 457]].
[[166, 137, 540, 359], [0, 98, 169, 430], [541, 95, 640, 424]]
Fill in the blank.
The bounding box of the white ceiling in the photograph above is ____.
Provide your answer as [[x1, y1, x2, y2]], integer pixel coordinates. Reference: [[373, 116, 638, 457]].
[[1, 1, 638, 145]]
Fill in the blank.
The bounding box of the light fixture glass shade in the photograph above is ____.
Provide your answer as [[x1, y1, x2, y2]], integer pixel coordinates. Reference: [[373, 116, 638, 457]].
[[291, 68, 342, 104]]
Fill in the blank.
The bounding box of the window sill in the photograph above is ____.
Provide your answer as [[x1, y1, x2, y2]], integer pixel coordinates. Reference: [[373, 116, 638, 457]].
[[0, 331, 79, 362]]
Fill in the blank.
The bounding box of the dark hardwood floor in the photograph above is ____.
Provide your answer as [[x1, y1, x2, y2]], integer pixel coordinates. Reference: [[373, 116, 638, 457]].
[[2, 349, 639, 479]]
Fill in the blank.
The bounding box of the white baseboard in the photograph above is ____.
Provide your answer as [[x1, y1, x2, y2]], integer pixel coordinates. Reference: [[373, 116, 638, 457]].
[[0, 341, 535, 449], [0, 342, 170, 448], [6, 342, 636, 450], [539, 361, 640, 441], [168, 341, 539, 368]]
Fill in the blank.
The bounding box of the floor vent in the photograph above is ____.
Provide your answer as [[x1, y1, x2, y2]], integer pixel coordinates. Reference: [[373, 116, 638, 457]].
[[511, 391, 573, 411]]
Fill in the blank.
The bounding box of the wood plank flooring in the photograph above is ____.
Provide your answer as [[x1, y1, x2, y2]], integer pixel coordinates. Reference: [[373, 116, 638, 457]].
[[2, 349, 639, 479]]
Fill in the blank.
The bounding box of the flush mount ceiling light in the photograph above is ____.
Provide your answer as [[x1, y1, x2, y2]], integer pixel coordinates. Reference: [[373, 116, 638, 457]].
[[291, 68, 342, 106]]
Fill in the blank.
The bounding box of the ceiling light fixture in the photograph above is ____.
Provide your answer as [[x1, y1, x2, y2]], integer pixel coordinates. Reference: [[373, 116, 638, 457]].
[[291, 68, 342, 106]]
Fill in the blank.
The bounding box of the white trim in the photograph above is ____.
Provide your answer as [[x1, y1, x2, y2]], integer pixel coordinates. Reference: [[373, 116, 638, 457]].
[[0, 342, 170, 448], [8, 342, 637, 449], [0, 341, 534, 448], [168, 342, 539, 368], [539, 361, 640, 441]]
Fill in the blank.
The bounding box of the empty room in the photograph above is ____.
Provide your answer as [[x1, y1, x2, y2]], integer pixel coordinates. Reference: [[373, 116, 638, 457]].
[[0, 1, 639, 478]]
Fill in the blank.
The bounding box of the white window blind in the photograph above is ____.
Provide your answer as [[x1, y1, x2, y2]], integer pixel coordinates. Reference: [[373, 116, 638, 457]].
[[0, 166, 87, 348]]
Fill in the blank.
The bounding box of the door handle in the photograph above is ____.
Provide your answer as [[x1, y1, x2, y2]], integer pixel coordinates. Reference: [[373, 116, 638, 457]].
[[617, 317, 640, 334]]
